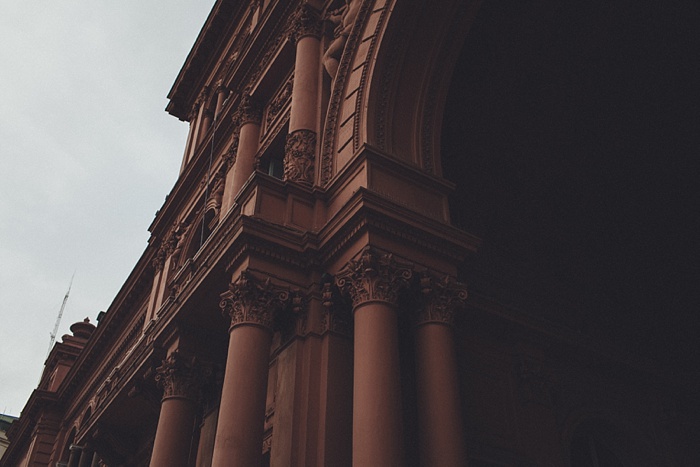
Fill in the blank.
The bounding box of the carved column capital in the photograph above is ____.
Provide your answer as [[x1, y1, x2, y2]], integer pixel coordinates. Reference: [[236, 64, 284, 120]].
[[236, 93, 262, 125], [223, 141, 238, 169], [336, 247, 413, 308], [219, 270, 290, 332], [155, 350, 211, 402], [196, 86, 211, 106], [152, 248, 166, 273], [415, 273, 468, 327], [288, 3, 322, 43], [284, 129, 316, 185], [321, 282, 353, 337]]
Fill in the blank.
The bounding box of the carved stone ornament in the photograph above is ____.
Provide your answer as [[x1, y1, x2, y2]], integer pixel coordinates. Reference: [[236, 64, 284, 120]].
[[336, 247, 413, 308], [266, 73, 294, 130], [415, 273, 468, 327], [288, 3, 322, 43], [236, 92, 262, 125], [321, 282, 353, 337], [155, 350, 211, 402], [219, 270, 290, 332], [152, 247, 166, 273], [284, 129, 316, 185]]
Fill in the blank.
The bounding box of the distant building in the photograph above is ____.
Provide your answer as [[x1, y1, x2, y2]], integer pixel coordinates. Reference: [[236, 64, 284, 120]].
[[0, 414, 17, 461], [2, 1, 697, 466]]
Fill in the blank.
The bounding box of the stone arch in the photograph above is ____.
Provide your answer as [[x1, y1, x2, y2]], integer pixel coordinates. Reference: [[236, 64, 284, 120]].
[[59, 426, 78, 464], [362, 0, 481, 173]]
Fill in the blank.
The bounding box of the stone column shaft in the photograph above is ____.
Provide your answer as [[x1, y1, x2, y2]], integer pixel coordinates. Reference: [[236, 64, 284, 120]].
[[337, 248, 412, 467], [285, 4, 322, 186], [353, 301, 404, 467], [290, 35, 321, 132], [211, 325, 272, 467], [215, 84, 228, 119], [67, 445, 81, 467], [150, 398, 197, 467], [212, 272, 288, 467], [414, 275, 468, 467], [150, 351, 206, 467], [229, 95, 262, 199], [415, 324, 465, 466], [77, 447, 92, 467]]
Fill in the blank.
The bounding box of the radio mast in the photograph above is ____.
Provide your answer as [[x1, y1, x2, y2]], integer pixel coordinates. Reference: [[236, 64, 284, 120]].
[[46, 272, 75, 359]]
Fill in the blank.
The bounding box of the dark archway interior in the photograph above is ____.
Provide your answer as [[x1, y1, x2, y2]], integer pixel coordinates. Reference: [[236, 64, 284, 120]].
[[441, 0, 698, 375]]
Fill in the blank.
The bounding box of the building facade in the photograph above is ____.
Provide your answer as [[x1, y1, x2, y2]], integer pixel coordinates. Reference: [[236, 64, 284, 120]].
[[3, 1, 697, 466]]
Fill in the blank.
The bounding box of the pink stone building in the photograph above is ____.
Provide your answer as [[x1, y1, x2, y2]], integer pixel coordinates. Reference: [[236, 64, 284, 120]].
[[3, 1, 697, 466]]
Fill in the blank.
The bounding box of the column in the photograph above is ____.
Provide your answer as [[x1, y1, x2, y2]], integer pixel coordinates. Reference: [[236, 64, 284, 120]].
[[211, 271, 289, 467], [414, 274, 468, 467], [284, 4, 322, 185], [77, 445, 93, 467], [214, 80, 228, 119], [229, 93, 262, 199], [67, 445, 82, 467], [90, 452, 100, 467], [336, 247, 412, 467], [150, 351, 208, 467]]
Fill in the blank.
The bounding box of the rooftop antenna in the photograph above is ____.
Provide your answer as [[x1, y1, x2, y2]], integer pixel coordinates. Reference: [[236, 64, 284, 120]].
[[46, 272, 75, 359]]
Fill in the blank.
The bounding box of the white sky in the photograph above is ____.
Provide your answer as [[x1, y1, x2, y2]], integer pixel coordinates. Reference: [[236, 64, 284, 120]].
[[0, 1, 216, 417]]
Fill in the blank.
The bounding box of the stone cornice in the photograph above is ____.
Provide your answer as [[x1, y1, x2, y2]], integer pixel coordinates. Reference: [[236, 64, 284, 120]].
[[166, 1, 244, 120], [318, 187, 480, 268]]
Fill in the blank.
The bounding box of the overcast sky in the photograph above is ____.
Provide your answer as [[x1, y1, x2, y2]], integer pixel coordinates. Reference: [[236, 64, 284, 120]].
[[0, 1, 215, 417]]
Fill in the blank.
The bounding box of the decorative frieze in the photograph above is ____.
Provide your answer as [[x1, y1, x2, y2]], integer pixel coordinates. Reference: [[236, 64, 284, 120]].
[[265, 73, 293, 131], [284, 129, 316, 185], [219, 271, 290, 332], [155, 350, 211, 402], [336, 247, 413, 308], [415, 273, 468, 327], [288, 3, 322, 43]]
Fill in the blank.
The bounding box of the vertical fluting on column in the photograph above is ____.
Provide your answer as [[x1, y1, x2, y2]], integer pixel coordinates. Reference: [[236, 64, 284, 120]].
[[336, 248, 413, 467], [211, 271, 289, 467], [150, 350, 209, 467], [284, 3, 322, 186], [414, 273, 468, 467], [229, 93, 262, 197]]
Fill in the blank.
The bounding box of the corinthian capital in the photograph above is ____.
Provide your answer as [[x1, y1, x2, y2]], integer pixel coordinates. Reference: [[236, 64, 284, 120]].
[[219, 270, 290, 332], [415, 273, 467, 327], [236, 92, 262, 125], [288, 3, 322, 43], [155, 350, 211, 402], [336, 247, 413, 308]]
